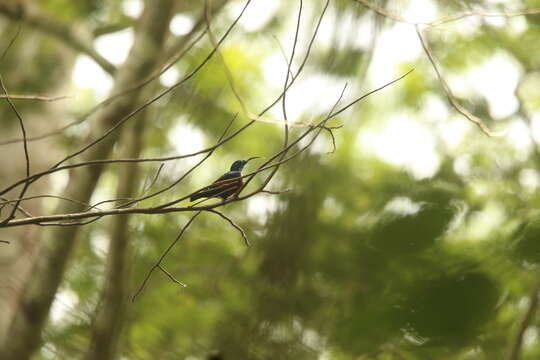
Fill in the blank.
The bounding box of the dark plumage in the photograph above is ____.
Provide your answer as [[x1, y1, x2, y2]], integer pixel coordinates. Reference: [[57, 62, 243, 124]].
[[190, 157, 258, 201]]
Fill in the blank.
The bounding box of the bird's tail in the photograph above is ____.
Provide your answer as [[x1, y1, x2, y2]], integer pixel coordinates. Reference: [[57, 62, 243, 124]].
[[190, 193, 203, 201], [190, 189, 212, 201]]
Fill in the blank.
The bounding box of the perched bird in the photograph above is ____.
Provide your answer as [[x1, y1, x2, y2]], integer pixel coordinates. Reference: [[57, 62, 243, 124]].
[[190, 157, 259, 202]]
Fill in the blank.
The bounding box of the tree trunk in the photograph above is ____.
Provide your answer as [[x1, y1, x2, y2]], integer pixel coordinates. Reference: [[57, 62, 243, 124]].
[[0, 1, 174, 358], [84, 94, 151, 360]]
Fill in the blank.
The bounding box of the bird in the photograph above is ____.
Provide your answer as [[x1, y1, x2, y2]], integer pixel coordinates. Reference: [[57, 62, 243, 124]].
[[190, 157, 259, 202]]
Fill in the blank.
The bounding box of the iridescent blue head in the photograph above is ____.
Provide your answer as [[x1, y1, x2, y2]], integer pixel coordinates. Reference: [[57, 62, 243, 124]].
[[230, 157, 259, 172]]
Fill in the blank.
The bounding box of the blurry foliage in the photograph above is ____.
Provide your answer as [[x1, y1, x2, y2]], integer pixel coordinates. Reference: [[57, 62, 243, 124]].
[[369, 201, 455, 253], [4, 0, 540, 359], [43, 0, 104, 20], [514, 220, 540, 265]]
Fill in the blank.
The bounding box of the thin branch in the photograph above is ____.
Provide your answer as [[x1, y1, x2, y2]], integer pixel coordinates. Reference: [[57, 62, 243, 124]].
[[415, 26, 498, 137], [0, 94, 69, 102], [204, 0, 253, 122], [323, 127, 337, 154], [267, 0, 303, 195], [0, 194, 93, 211], [261, 189, 290, 195], [508, 275, 540, 360], [142, 163, 165, 194], [0, 240, 10, 244], [271, 35, 295, 79], [257, 0, 331, 118], [240, 0, 330, 193], [158, 265, 187, 288], [0, 196, 33, 218], [48, 0, 252, 172], [281, 0, 302, 125], [205, 209, 250, 247], [132, 212, 200, 302], [86, 25, 208, 122], [0, 25, 30, 223], [353, 0, 540, 27], [33, 216, 103, 227], [0, 74, 31, 224], [0, 23, 21, 62], [85, 198, 133, 211], [329, 69, 413, 118], [116, 113, 238, 208]]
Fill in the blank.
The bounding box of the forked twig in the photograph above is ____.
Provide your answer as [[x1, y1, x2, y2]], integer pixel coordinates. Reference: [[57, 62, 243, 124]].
[[0, 75, 30, 223], [415, 26, 498, 137], [205, 209, 250, 247], [132, 212, 201, 302]]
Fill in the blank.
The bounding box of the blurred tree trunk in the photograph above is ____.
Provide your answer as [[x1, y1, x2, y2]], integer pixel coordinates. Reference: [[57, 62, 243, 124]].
[[84, 101, 151, 360], [0, 24, 76, 341], [0, 1, 174, 358]]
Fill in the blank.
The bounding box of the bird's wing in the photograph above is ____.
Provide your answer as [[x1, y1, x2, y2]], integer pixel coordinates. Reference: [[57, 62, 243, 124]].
[[212, 171, 240, 185], [190, 172, 241, 201]]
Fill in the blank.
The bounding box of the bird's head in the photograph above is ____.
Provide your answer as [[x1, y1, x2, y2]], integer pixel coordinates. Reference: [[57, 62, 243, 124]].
[[230, 157, 259, 171]]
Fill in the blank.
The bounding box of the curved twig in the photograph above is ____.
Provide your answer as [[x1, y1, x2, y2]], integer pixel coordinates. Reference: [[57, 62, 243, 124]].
[[132, 212, 200, 302]]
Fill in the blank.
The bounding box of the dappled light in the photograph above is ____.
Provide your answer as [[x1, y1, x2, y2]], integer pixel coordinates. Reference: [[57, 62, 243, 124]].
[[1, 0, 540, 359]]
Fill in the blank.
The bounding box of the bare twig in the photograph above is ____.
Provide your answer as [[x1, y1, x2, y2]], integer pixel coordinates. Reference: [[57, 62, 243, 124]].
[[132, 212, 200, 302], [142, 163, 165, 194], [158, 264, 187, 288], [0, 25, 31, 223], [261, 189, 290, 195], [0, 194, 93, 211], [86, 198, 133, 211], [329, 69, 412, 118], [47, 0, 252, 172], [34, 216, 103, 227], [257, 0, 331, 119], [281, 0, 302, 125], [415, 26, 498, 137], [0, 196, 33, 217], [353, 0, 540, 27], [0, 94, 69, 102], [0, 75, 30, 224], [205, 209, 250, 247], [267, 0, 303, 194], [271, 35, 295, 79], [240, 0, 330, 194], [0, 240, 10, 244], [0, 23, 21, 62], [204, 0, 253, 122]]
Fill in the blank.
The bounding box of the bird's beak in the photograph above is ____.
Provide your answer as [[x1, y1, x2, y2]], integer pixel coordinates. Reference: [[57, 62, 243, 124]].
[[245, 156, 260, 163]]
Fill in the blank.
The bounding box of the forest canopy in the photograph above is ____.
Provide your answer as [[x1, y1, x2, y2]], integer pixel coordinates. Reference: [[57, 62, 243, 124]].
[[1, 0, 540, 359]]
